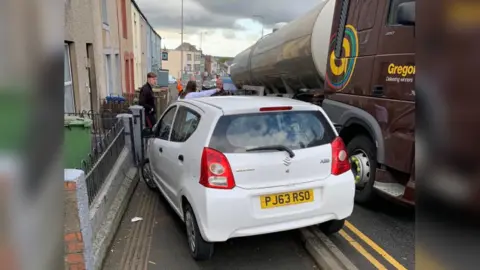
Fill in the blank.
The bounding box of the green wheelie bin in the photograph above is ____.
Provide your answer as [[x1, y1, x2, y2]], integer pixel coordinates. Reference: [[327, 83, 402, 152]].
[[64, 116, 93, 169]]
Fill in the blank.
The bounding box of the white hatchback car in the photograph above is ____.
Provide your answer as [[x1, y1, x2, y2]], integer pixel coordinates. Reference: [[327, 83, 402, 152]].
[[141, 96, 355, 260]]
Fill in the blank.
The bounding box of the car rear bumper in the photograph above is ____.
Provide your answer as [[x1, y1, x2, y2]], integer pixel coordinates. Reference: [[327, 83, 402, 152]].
[[193, 173, 355, 242]]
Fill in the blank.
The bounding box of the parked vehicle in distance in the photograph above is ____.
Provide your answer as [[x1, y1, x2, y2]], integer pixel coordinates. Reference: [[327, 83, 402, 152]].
[[230, 0, 416, 206], [141, 96, 355, 260]]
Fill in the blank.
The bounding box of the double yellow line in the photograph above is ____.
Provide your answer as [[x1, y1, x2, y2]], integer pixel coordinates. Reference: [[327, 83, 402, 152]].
[[339, 221, 408, 270]]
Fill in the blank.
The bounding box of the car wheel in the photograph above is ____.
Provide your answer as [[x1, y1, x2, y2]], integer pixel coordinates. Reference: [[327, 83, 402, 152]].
[[319, 219, 345, 235], [184, 204, 214, 261], [140, 159, 157, 190], [347, 135, 378, 204]]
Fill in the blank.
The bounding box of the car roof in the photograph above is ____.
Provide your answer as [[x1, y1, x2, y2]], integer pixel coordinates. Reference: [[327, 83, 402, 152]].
[[181, 96, 320, 115]]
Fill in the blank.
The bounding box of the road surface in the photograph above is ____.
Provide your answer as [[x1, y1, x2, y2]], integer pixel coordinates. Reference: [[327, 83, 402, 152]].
[[330, 198, 415, 270]]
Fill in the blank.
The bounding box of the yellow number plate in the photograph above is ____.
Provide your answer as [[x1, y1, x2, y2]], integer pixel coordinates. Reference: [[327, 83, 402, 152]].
[[260, 189, 314, 209]]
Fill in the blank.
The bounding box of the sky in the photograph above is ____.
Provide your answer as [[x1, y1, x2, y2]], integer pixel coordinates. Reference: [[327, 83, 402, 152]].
[[136, 0, 320, 57]]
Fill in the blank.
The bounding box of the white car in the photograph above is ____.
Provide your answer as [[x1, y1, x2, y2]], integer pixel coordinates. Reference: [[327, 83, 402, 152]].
[[141, 96, 355, 260]]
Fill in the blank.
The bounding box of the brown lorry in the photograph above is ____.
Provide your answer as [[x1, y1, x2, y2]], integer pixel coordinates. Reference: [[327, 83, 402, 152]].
[[230, 0, 416, 205]]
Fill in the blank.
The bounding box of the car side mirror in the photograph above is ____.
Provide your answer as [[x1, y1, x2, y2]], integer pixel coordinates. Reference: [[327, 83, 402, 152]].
[[142, 127, 154, 138], [396, 2, 415, 26]]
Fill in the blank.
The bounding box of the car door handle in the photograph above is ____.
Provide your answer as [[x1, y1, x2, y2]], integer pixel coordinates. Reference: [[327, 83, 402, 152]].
[[178, 155, 184, 162], [159, 147, 163, 153]]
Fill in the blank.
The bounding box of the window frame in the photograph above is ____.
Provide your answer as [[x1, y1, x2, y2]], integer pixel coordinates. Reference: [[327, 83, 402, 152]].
[[105, 54, 113, 95], [386, 0, 415, 26], [187, 54, 192, 61], [64, 43, 75, 113], [170, 106, 202, 143], [101, 0, 109, 27], [154, 105, 178, 140]]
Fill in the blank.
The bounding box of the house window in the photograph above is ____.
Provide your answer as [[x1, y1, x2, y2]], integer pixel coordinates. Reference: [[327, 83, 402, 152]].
[[186, 64, 192, 71], [102, 0, 108, 26], [105, 54, 113, 94], [187, 54, 192, 61], [64, 43, 75, 113], [115, 54, 121, 93], [194, 64, 200, 71], [195, 54, 200, 61]]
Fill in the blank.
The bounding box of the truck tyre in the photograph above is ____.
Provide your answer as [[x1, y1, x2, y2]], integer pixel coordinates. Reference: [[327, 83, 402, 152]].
[[140, 159, 157, 190], [319, 219, 345, 235], [347, 135, 378, 204], [184, 204, 214, 261]]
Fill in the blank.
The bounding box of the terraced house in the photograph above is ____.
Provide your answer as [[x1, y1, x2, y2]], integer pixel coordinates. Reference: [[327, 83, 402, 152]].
[[64, 0, 162, 112]]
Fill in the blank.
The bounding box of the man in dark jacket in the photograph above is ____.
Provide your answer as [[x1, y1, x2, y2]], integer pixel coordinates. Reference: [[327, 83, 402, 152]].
[[139, 72, 157, 128]]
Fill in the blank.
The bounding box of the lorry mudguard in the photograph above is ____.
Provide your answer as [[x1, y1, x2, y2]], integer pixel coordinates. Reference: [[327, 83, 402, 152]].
[[323, 99, 385, 164]]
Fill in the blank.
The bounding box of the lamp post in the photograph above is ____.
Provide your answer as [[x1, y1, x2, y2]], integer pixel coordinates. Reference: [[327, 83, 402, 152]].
[[180, 0, 184, 80]]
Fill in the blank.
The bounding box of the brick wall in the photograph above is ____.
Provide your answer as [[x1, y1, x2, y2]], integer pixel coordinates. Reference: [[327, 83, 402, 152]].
[[65, 182, 85, 269], [64, 170, 94, 270]]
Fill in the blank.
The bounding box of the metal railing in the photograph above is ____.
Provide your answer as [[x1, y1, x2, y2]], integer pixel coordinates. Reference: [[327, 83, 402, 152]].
[[82, 119, 125, 204]]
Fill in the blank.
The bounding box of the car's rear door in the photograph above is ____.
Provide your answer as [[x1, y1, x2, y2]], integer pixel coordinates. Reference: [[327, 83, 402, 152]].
[[164, 105, 202, 200]]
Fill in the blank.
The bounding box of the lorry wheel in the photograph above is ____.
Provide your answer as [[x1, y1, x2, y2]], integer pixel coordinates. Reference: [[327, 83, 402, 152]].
[[319, 219, 345, 235], [347, 136, 377, 204], [184, 204, 214, 261]]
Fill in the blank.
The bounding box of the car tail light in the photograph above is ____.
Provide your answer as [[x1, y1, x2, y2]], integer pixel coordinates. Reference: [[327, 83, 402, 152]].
[[259, 106, 292, 111], [199, 147, 236, 189], [331, 137, 350, 175]]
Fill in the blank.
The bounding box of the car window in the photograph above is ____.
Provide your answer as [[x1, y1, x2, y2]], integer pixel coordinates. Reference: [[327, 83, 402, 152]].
[[170, 106, 201, 142], [209, 110, 335, 153], [155, 106, 177, 140]]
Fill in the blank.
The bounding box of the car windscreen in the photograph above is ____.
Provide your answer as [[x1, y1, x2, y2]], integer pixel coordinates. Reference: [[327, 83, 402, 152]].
[[208, 110, 336, 153]]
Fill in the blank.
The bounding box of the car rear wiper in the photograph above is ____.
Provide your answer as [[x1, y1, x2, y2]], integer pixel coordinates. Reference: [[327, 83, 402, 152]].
[[246, 145, 295, 158]]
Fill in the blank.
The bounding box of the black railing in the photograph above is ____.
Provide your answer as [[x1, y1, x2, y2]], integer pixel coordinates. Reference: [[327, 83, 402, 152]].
[[82, 119, 125, 205]]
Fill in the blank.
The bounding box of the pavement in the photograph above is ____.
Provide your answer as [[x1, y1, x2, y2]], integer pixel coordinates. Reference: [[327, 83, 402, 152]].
[[103, 180, 414, 270]]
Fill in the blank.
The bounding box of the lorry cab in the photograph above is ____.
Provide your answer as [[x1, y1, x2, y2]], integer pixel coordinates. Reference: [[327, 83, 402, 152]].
[[322, 0, 415, 204]]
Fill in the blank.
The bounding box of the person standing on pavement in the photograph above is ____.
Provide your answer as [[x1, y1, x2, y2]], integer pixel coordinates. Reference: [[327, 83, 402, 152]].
[[179, 80, 220, 100], [139, 72, 157, 128], [176, 78, 183, 94]]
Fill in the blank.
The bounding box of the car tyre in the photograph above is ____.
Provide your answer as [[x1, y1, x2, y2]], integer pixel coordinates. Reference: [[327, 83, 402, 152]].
[[319, 219, 345, 235], [184, 204, 214, 261], [347, 135, 378, 204], [140, 159, 157, 190]]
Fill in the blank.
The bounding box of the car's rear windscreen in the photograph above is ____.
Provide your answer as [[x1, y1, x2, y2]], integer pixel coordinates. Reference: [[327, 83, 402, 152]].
[[208, 110, 336, 153]]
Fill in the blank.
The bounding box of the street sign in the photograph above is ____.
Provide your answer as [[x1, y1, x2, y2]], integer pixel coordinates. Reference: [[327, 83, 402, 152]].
[[161, 51, 168, 61]]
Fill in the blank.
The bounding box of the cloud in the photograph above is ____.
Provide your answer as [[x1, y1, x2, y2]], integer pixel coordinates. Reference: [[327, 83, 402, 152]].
[[136, 0, 319, 30], [137, 0, 242, 31], [194, 0, 321, 26], [222, 29, 236, 39], [135, 0, 320, 56]]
